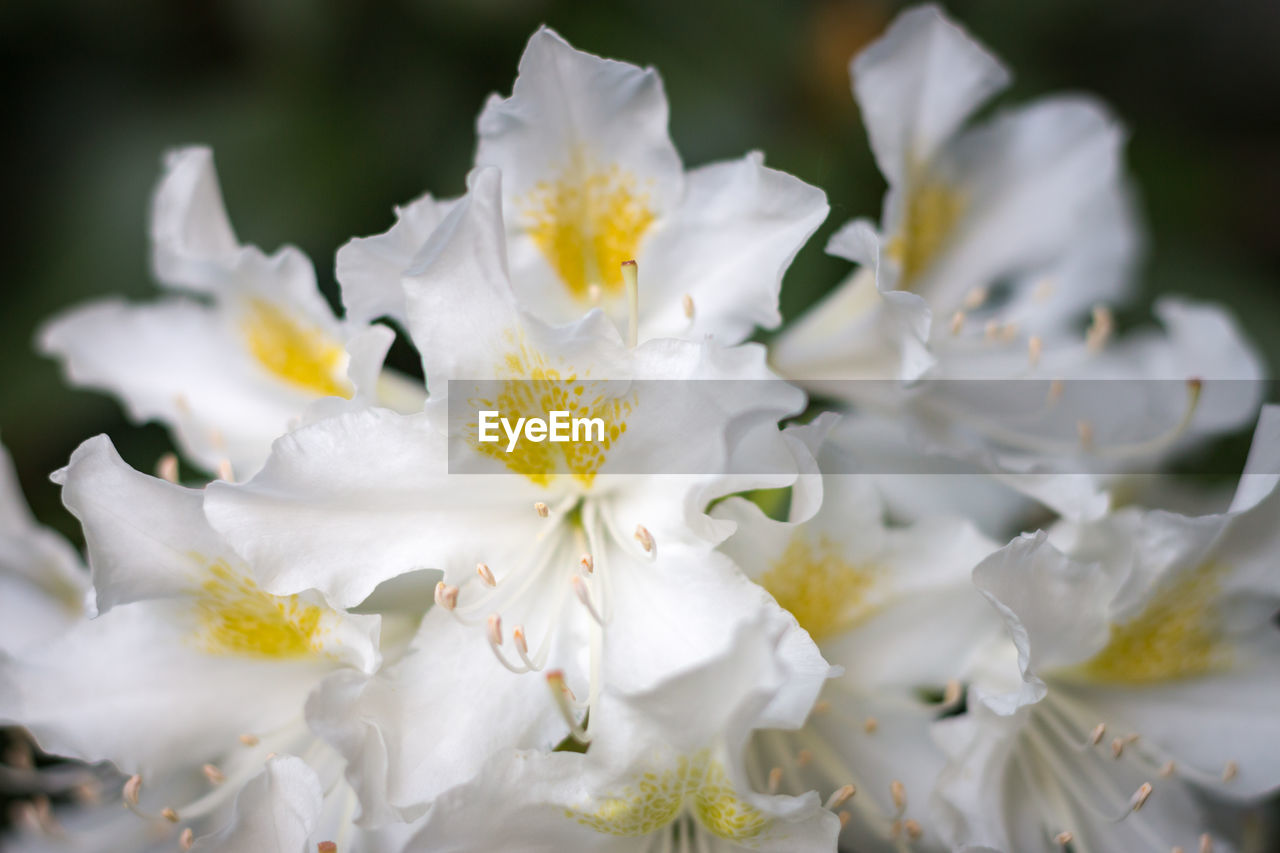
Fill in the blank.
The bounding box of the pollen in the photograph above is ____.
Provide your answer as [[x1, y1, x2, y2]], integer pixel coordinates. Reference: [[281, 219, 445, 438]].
[[567, 751, 770, 841], [194, 561, 325, 659], [522, 152, 656, 302], [240, 298, 352, 398], [760, 533, 877, 642], [1077, 563, 1228, 684], [468, 333, 633, 487], [885, 174, 966, 288]]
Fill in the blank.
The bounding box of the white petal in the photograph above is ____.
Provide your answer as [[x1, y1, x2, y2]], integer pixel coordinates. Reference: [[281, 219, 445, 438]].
[[853, 4, 1009, 183], [1230, 404, 1280, 512], [150, 146, 240, 292], [189, 756, 324, 853], [336, 192, 460, 328], [636, 151, 828, 343]]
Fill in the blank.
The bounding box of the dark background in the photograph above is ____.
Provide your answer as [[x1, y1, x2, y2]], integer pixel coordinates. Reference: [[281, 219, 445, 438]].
[[3, 0, 1279, 538]]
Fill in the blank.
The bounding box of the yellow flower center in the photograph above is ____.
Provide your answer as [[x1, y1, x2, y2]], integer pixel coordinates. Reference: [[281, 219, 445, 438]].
[[521, 152, 656, 302], [468, 334, 632, 487], [240, 298, 353, 398], [761, 533, 877, 642], [885, 175, 965, 289], [567, 751, 769, 841], [1076, 563, 1228, 684], [194, 560, 325, 659]]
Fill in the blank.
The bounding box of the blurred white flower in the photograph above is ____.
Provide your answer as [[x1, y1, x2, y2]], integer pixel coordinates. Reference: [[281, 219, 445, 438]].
[[338, 27, 829, 346], [937, 406, 1280, 851], [38, 147, 421, 478]]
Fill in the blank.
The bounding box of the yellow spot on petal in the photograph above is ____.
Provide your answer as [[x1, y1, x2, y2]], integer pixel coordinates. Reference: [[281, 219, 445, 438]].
[[468, 332, 633, 488], [885, 173, 966, 289], [522, 152, 655, 301], [567, 751, 769, 841], [1078, 563, 1228, 684], [195, 561, 325, 659], [240, 298, 352, 398], [761, 533, 877, 642]]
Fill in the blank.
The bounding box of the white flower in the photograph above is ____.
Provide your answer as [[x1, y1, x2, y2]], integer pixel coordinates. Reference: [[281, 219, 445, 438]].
[[0, 436, 380, 840], [713, 440, 1002, 851], [936, 406, 1280, 852], [402, 607, 840, 851], [338, 27, 828, 346], [204, 166, 818, 816], [38, 147, 421, 478], [0, 439, 88, 654]]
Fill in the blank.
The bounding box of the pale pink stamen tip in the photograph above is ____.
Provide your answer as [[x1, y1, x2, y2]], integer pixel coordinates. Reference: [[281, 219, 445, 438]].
[[476, 562, 496, 587], [534, 502, 549, 518], [486, 613, 503, 646]]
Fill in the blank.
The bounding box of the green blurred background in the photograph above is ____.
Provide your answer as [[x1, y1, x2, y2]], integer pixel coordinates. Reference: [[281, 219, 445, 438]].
[[3, 0, 1279, 539]]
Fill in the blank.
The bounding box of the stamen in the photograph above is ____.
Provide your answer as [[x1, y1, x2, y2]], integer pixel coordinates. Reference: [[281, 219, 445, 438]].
[[570, 576, 604, 625], [1000, 322, 1019, 342], [1089, 723, 1107, 746], [534, 501, 550, 518], [1222, 760, 1238, 782], [950, 311, 965, 335], [984, 319, 999, 340], [796, 749, 813, 768], [216, 460, 235, 482], [1028, 336, 1043, 367], [813, 700, 831, 715], [587, 284, 602, 304], [1129, 782, 1152, 812], [201, 764, 223, 785], [825, 784, 855, 810], [476, 563, 496, 587], [1160, 760, 1176, 778], [513, 626, 528, 657], [890, 780, 906, 814], [156, 453, 179, 483], [1173, 847, 1184, 853], [963, 287, 988, 310], [768, 767, 782, 794], [838, 810, 851, 829], [486, 613, 503, 646], [319, 843, 338, 853], [864, 717, 878, 734], [1199, 834, 1213, 853], [1111, 736, 1125, 759], [634, 524, 655, 555], [904, 820, 923, 841], [1078, 420, 1095, 450], [546, 670, 591, 743], [239, 733, 259, 747], [1048, 379, 1064, 403], [621, 260, 639, 348], [123, 774, 142, 807], [434, 582, 458, 611], [161, 807, 179, 823], [1055, 831, 1074, 847], [180, 828, 194, 850], [942, 678, 962, 707], [580, 553, 594, 574], [682, 293, 695, 321], [1087, 305, 1114, 352]]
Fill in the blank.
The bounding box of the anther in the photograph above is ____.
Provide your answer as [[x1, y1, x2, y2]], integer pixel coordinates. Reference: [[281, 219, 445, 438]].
[[545, 670, 591, 743], [838, 810, 851, 829], [476, 563, 496, 587], [904, 820, 923, 841], [156, 453, 179, 484], [1222, 760, 1238, 782], [1000, 322, 1019, 342], [1028, 336, 1043, 367], [963, 287, 988, 310], [813, 700, 831, 715], [534, 502, 549, 518], [487, 613, 503, 646], [621, 260, 639, 348], [1199, 834, 1213, 853], [864, 717, 878, 734], [1160, 760, 1176, 777], [201, 764, 223, 785], [1055, 831, 1074, 847], [1048, 379, 1064, 403], [570, 576, 604, 625], [216, 460, 235, 482], [1086, 304, 1114, 352], [950, 311, 965, 335], [942, 678, 962, 706], [1129, 782, 1153, 812], [1111, 736, 1125, 759], [825, 784, 855, 810], [180, 827, 194, 850], [796, 749, 813, 768], [123, 774, 142, 806], [434, 582, 458, 611], [682, 293, 695, 321], [161, 807, 179, 823], [319, 843, 338, 853], [1089, 723, 1106, 746], [768, 767, 782, 794], [239, 733, 259, 747], [1079, 420, 1095, 450], [579, 554, 594, 574], [890, 780, 907, 814], [984, 319, 999, 340], [634, 524, 654, 554], [513, 626, 528, 658]]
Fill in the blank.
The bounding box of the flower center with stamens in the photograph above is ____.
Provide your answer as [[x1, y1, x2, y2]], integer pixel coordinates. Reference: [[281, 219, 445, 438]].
[[567, 751, 769, 841], [468, 334, 632, 487], [521, 152, 656, 301], [761, 534, 877, 642], [885, 174, 966, 289], [1076, 563, 1228, 684], [240, 298, 352, 398], [194, 560, 325, 658]]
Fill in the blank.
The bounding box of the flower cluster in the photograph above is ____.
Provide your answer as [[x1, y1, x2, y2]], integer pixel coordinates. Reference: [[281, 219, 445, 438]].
[[2, 6, 1276, 853]]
